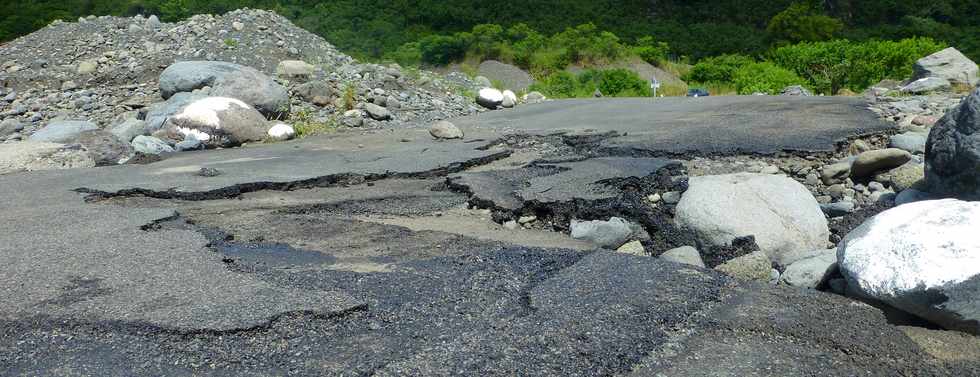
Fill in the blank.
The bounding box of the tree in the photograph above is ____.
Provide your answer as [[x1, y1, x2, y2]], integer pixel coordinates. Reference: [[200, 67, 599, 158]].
[[767, 3, 844, 45]]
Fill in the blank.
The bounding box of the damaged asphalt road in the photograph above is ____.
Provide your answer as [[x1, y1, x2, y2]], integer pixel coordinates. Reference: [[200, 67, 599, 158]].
[[2, 98, 976, 375]]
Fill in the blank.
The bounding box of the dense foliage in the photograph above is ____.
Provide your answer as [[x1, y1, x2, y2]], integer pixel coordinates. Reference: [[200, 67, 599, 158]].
[[2, 0, 977, 63], [768, 38, 947, 94], [731, 62, 806, 95], [529, 69, 651, 98]]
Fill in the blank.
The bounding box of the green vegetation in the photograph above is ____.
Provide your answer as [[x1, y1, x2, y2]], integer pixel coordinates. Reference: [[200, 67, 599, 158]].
[[3, 1, 976, 63], [768, 38, 947, 94], [290, 109, 337, 137], [222, 38, 238, 47], [0, 1, 972, 99], [731, 62, 806, 95], [529, 69, 651, 98]]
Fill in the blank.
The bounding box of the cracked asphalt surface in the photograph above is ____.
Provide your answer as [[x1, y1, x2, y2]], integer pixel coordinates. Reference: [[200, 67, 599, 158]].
[[2, 98, 977, 375]]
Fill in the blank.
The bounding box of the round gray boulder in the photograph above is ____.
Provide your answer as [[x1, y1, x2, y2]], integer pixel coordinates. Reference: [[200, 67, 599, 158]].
[[675, 173, 829, 266], [158, 61, 289, 119], [429, 120, 463, 140]]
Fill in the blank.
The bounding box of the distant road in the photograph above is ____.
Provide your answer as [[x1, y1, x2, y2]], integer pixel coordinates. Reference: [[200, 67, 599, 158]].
[[453, 96, 894, 154]]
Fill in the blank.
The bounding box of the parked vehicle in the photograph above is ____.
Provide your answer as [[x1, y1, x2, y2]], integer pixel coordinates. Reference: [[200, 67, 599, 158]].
[[687, 88, 710, 97]]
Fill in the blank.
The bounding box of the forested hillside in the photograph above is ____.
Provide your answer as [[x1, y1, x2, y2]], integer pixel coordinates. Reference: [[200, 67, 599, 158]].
[[2, 0, 978, 63]]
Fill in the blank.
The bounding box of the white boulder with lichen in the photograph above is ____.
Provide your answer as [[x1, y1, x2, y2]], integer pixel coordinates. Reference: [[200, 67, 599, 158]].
[[162, 96, 269, 147]]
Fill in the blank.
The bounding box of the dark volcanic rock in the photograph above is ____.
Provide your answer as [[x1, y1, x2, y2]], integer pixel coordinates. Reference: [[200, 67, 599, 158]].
[[926, 87, 980, 199]]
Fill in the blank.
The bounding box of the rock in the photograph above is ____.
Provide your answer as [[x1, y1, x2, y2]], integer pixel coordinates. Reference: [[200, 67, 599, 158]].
[[267, 123, 295, 141], [29, 120, 98, 143], [0, 118, 24, 137], [275, 60, 315, 79], [429, 120, 463, 139], [781, 85, 812, 96], [820, 201, 855, 217], [616, 240, 646, 256], [715, 251, 772, 282], [158, 61, 289, 119], [145, 15, 161, 29], [889, 132, 928, 154], [926, 87, 980, 199], [659, 246, 705, 268], [661, 191, 682, 204], [838, 199, 980, 334], [675, 173, 829, 267], [911, 47, 979, 87], [820, 162, 851, 185], [593, 89, 603, 98], [476, 88, 504, 109], [231, 21, 244, 31], [174, 136, 203, 152], [646, 193, 661, 203], [0, 142, 95, 174], [131, 135, 173, 155], [109, 118, 147, 142], [570, 217, 632, 249], [363, 103, 391, 121], [780, 249, 837, 288], [74, 130, 132, 165], [503, 220, 518, 230], [912, 115, 937, 127], [478, 60, 534, 92], [900, 77, 951, 94], [474, 76, 493, 88], [501, 90, 517, 108], [895, 186, 937, 206], [850, 148, 912, 178], [161, 97, 269, 147], [518, 215, 537, 225], [876, 162, 924, 192], [848, 139, 872, 155], [523, 91, 546, 104], [76, 60, 98, 75], [294, 81, 333, 103]]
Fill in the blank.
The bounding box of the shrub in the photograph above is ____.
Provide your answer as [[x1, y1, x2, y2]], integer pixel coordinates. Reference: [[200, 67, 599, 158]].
[[387, 42, 422, 67], [768, 37, 946, 94], [732, 62, 806, 95], [767, 3, 843, 45], [530, 69, 650, 98], [418, 34, 467, 65], [684, 54, 755, 84], [632, 36, 669, 66]]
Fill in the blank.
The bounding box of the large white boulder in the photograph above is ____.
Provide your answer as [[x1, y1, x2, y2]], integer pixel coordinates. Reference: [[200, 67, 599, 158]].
[[161, 97, 269, 148], [675, 173, 829, 266], [911, 47, 979, 87], [476, 88, 504, 109], [838, 199, 980, 334]]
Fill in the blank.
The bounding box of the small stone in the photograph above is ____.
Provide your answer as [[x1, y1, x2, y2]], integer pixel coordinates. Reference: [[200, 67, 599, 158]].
[[232, 21, 244, 31], [616, 240, 646, 256], [661, 191, 682, 204], [820, 201, 855, 217], [267, 123, 295, 141], [518, 215, 537, 225], [197, 167, 222, 177], [821, 162, 851, 185], [131, 135, 173, 155], [714, 251, 772, 282], [659, 246, 705, 268], [647, 193, 661, 203], [503, 220, 518, 230], [429, 120, 463, 139], [848, 140, 872, 155], [570, 217, 633, 249], [363, 103, 391, 121], [760, 165, 780, 174]]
